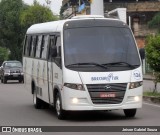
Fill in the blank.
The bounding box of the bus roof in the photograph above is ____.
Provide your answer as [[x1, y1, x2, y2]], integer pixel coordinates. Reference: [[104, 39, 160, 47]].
[[26, 16, 126, 34]]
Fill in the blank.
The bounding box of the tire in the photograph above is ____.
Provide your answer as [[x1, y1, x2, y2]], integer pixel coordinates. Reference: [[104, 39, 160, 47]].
[[1, 77, 3, 83], [3, 76, 7, 84], [123, 109, 137, 118], [55, 93, 66, 120], [19, 79, 23, 83], [33, 89, 43, 109]]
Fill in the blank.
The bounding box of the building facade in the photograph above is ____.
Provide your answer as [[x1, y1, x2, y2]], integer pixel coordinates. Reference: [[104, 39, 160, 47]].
[[104, 0, 160, 48], [61, 0, 160, 48]]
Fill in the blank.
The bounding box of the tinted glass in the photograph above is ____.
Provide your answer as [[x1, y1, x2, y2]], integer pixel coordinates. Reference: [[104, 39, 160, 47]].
[[25, 36, 32, 56], [64, 27, 140, 71], [4, 62, 22, 68], [41, 35, 49, 59], [36, 35, 42, 58]]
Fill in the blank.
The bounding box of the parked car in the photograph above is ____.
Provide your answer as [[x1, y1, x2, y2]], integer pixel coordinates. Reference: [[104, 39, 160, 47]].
[[0, 61, 24, 83]]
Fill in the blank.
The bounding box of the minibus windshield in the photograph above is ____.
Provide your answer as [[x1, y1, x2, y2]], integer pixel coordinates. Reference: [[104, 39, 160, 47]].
[[64, 27, 140, 71]]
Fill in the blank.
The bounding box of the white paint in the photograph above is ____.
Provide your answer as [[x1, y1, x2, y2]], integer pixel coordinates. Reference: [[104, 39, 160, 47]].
[[108, 8, 127, 23], [24, 16, 142, 113]]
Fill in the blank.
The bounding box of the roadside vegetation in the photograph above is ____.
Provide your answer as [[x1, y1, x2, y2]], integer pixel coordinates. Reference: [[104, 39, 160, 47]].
[[144, 92, 160, 97], [148, 12, 160, 33], [146, 12, 160, 93], [145, 35, 160, 92], [0, 0, 58, 62]]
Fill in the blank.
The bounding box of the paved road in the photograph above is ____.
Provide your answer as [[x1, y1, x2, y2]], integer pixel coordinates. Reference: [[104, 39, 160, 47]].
[[0, 80, 160, 135]]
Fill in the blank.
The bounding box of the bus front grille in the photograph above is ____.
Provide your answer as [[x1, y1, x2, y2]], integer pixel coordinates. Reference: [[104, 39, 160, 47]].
[[86, 83, 127, 104]]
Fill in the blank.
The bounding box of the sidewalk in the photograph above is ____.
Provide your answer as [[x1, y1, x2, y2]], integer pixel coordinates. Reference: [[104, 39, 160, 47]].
[[143, 74, 155, 81]]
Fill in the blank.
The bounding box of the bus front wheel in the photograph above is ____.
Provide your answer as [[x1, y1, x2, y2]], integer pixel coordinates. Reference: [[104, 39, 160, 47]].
[[55, 93, 66, 120], [123, 109, 137, 117]]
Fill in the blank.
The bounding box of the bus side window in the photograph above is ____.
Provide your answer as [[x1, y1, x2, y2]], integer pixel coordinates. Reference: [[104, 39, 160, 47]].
[[25, 35, 32, 56], [30, 36, 38, 57], [36, 35, 43, 58], [41, 35, 49, 59], [48, 35, 55, 61], [23, 36, 27, 55], [56, 36, 61, 57], [55, 36, 62, 68], [40, 35, 44, 58]]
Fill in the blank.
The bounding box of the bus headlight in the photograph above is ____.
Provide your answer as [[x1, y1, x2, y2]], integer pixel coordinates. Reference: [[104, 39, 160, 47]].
[[64, 83, 85, 91], [129, 81, 143, 89]]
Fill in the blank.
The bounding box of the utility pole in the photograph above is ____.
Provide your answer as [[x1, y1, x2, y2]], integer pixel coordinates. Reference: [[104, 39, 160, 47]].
[[90, 0, 104, 16]]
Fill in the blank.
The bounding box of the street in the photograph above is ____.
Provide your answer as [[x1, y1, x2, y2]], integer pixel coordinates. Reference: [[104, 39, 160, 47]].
[[0, 80, 160, 135]]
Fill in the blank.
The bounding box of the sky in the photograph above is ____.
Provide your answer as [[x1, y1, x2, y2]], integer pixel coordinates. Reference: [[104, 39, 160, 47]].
[[23, 0, 62, 15]]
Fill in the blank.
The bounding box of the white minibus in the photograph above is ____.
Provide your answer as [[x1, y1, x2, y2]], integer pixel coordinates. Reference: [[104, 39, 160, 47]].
[[23, 15, 143, 119]]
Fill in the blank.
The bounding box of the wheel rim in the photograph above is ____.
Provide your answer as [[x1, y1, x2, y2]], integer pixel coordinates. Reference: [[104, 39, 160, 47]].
[[56, 97, 61, 116], [33, 91, 36, 105]]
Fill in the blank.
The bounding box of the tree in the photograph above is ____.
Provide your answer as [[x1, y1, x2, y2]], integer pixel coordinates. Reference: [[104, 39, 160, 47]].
[[59, 6, 65, 20], [0, 47, 9, 64], [0, 0, 58, 61], [148, 12, 160, 33], [0, 0, 28, 61], [145, 35, 160, 92], [20, 1, 58, 28]]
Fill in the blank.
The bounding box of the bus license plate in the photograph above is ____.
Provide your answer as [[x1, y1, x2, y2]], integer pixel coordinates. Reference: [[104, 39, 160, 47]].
[[100, 93, 115, 98]]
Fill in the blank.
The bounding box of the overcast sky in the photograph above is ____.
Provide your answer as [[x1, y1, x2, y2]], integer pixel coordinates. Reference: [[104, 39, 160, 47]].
[[23, 0, 62, 15]]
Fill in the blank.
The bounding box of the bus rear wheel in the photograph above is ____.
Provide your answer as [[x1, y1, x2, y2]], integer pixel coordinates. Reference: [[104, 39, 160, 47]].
[[33, 90, 43, 109], [123, 109, 137, 118], [55, 93, 66, 120]]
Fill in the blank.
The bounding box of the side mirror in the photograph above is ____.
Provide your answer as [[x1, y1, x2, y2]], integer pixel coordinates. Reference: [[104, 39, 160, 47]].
[[51, 46, 57, 58], [139, 48, 145, 60], [58, 46, 61, 57]]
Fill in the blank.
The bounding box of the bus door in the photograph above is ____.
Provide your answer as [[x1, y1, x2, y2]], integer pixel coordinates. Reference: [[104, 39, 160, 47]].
[[47, 35, 55, 105], [47, 35, 62, 106]]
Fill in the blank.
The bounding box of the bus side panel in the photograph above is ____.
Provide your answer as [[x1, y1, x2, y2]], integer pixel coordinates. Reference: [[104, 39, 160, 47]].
[[36, 59, 49, 103], [23, 57, 33, 92]]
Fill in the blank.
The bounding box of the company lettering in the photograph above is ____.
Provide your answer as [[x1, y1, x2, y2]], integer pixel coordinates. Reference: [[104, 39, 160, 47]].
[[91, 73, 119, 82]]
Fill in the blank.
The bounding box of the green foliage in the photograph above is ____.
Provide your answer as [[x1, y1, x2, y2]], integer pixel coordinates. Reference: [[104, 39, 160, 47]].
[[0, 47, 9, 62], [59, 6, 65, 20], [145, 35, 160, 72], [144, 92, 160, 97], [148, 12, 160, 33], [145, 35, 160, 92], [20, 1, 58, 28], [0, 0, 27, 61], [0, 0, 58, 61]]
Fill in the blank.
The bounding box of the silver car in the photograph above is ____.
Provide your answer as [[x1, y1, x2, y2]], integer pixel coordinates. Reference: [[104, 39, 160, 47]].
[[0, 61, 24, 83]]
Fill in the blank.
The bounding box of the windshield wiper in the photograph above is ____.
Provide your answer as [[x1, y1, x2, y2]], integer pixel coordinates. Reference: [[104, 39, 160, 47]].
[[103, 62, 137, 68], [66, 62, 108, 69]]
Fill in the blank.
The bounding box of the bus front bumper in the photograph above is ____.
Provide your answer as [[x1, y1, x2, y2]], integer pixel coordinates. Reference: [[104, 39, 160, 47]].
[[62, 87, 143, 111]]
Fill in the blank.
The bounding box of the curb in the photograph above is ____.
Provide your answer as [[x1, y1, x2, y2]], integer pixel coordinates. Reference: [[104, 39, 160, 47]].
[[143, 78, 155, 81], [143, 96, 160, 104]]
